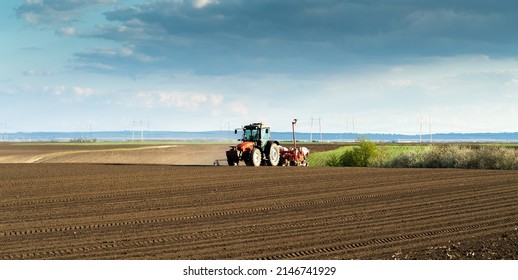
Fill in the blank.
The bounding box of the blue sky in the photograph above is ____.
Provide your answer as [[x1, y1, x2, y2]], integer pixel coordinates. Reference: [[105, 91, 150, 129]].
[[2, 0, 518, 133]]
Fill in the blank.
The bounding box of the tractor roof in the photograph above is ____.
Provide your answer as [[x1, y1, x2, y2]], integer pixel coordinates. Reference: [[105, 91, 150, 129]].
[[244, 122, 270, 129]]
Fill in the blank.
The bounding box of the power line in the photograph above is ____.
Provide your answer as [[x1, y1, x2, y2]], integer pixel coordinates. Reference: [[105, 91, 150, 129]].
[[308, 117, 322, 142], [1, 122, 7, 142], [419, 116, 432, 143], [309, 117, 314, 142], [344, 117, 355, 142], [319, 117, 322, 142], [131, 120, 146, 142]]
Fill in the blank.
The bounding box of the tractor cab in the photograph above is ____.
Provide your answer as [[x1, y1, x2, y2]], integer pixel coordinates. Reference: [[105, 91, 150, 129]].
[[241, 123, 270, 148]]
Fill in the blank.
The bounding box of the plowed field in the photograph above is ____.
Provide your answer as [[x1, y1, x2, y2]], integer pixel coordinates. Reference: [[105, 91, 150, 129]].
[[0, 143, 232, 165], [2, 163, 518, 259]]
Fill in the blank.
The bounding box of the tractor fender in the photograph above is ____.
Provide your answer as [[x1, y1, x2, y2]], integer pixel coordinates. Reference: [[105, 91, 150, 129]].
[[266, 140, 280, 147], [264, 141, 280, 154], [237, 141, 255, 152]]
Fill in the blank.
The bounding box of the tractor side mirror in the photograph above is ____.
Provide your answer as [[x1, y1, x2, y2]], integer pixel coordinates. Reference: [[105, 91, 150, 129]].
[[234, 129, 237, 134], [265, 128, 269, 134]]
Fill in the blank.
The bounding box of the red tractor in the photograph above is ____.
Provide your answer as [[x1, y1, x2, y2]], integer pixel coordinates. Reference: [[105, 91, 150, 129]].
[[226, 123, 280, 166], [226, 120, 309, 167]]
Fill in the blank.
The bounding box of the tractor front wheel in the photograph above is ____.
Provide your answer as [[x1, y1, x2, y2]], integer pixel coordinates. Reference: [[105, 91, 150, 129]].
[[249, 148, 262, 167], [226, 149, 239, 166]]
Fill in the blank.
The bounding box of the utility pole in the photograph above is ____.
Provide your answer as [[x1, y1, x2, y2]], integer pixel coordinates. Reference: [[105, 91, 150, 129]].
[[319, 117, 322, 142], [227, 122, 231, 140], [419, 116, 432, 143], [345, 117, 349, 142], [1, 122, 7, 142], [132, 120, 145, 142], [140, 120, 144, 142], [132, 121, 135, 142], [419, 117, 423, 143], [429, 116, 432, 143], [218, 120, 223, 140], [352, 118, 355, 136], [309, 117, 314, 142], [345, 117, 356, 142]]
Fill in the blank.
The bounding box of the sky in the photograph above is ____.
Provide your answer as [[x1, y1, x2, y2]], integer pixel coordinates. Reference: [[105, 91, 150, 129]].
[[2, 0, 518, 134]]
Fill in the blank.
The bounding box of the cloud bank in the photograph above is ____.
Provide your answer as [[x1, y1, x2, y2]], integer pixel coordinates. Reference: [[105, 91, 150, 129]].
[[16, 0, 518, 76], [7, 0, 518, 133]]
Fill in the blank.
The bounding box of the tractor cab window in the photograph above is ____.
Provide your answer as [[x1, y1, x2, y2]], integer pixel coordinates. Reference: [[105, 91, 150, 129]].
[[262, 128, 270, 141], [243, 129, 259, 141]]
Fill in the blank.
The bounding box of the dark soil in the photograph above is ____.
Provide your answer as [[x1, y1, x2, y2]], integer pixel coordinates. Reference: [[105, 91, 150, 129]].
[[1, 163, 517, 260]]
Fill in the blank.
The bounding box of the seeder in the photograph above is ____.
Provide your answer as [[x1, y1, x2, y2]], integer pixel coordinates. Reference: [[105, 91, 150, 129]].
[[279, 119, 310, 166]]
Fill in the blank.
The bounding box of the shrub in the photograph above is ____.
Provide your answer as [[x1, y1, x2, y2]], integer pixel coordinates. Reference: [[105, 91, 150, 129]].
[[319, 143, 518, 170], [327, 139, 379, 167], [499, 147, 518, 169], [385, 144, 518, 170], [452, 146, 477, 169], [325, 154, 342, 167], [388, 148, 425, 168]]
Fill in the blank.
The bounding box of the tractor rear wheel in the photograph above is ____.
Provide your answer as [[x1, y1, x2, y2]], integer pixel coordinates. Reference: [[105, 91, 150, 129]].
[[266, 143, 280, 166]]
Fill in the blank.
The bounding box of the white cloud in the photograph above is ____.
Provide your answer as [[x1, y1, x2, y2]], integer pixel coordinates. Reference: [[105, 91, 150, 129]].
[[56, 27, 76, 36], [23, 69, 53, 76], [71, 45, 155, 75], [50, 86, 66, 95], [73, 87, 94, 97], [387, 79, 413, 87], [25, 0, 43, 4], [230, 102, 248, 115], [211, 94, 224, 105], [20, 12, 40, 24], [16, 0, 119, 25], [136, 91, 217, 110], [39, 85, 94, 99], [120, 47, 133, 56], [310, 55, 518, 132], [192, 0, 219, 9]]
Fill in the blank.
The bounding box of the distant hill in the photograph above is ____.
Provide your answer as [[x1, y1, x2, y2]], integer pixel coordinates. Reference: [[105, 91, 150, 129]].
[[3, 131, 518, 143]]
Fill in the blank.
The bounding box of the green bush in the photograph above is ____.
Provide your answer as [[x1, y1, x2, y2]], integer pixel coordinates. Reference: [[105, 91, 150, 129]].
[[388, 147, 429, 168], [326, 139, 379, 167], [317, 143, 518, 170], [385, 145, 518, 170], [325, 154, 342, 167]]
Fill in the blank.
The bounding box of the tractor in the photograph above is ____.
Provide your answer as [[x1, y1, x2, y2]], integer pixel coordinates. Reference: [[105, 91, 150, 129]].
[[226, 123, 280, 166]]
